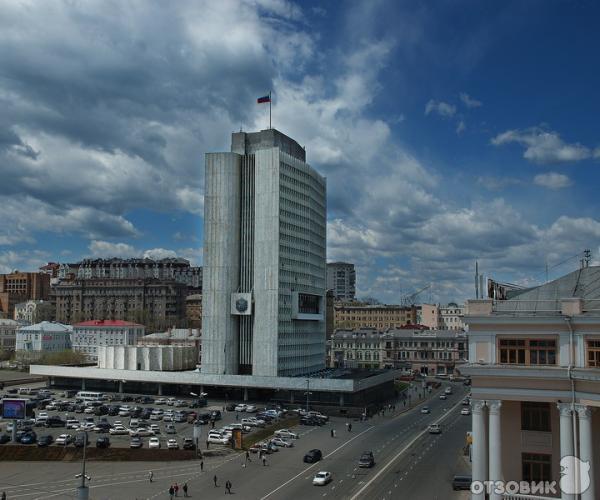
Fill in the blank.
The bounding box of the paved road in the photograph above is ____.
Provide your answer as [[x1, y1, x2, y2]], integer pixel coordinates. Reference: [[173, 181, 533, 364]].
[[0, 382, 472, 499]]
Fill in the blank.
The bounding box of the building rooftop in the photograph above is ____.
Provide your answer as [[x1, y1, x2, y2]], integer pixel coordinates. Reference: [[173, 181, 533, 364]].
[[19, 321, 72, 332], [144, 328, 200, 339], [333, 328, 465, 339], [74, 320, 144, 327], [492, 266, 600, 314]]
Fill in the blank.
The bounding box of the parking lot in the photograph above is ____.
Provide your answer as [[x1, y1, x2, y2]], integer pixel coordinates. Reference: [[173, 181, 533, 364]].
[[0, 389, 302, 451]]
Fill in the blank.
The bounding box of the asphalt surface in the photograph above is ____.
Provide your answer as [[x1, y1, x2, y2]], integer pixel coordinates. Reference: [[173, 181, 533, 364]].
[[0, 382, 473, 499]]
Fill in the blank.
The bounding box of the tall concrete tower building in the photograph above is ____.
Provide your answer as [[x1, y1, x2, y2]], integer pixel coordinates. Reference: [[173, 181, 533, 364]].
[[327, 262, 356, 301], [202, 129, 327, 377]]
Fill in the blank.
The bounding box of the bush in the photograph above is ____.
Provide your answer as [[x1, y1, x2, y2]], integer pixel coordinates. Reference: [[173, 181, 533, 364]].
[[37, 350, 88, 365]]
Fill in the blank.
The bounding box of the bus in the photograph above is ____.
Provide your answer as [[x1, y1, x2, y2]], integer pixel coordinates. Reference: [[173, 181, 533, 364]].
[[76, 391, 107, 402]]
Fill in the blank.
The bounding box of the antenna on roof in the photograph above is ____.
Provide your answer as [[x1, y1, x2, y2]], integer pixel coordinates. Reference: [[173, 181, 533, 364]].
[[475, 261, 479, 299], [584, 248, 591, 268]]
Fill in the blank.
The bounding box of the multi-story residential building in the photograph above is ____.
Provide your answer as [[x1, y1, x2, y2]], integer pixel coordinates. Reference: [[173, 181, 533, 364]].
[[15, 321, 72, 362], [202, 128, 327, 377], [327, 262, 356, 301], [185, 294, 202, 329], [0, 271, 50, 318], [417, 303, 439, 329], [13, 299, 54, 324], [0, 318, 19, 353], [438, 302, 464, 330], [52, 278, 187, 331], [330, 327, 467, 373], [57, 258, 202, 291], [72, 319, 145, 361], [334, 304, 417, 331], [462, 266, 600, 500]]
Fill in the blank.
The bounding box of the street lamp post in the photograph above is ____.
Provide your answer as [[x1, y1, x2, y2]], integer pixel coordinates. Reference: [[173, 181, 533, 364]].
[[304, 378, 312, 412], [76, 431, 91, 500]]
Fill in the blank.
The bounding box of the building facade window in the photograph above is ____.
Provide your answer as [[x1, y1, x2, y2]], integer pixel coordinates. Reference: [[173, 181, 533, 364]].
[[521, 402, 551, 432], [498, 338, 557, 365], [522, 453, 552, 482], [586, 339, 600, 367]]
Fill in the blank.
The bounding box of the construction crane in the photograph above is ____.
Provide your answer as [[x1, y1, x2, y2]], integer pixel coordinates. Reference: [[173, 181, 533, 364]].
[[400, 284, 431, 306]]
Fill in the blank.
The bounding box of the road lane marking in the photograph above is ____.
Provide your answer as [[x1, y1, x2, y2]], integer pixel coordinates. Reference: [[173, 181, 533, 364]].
[[259, 426, 374, 500], [349, 397, 464, 500]]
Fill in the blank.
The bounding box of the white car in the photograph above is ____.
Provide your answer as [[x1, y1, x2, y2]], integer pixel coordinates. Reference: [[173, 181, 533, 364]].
[[166, 398, 177, 406], [155, 398, 167, 405], [245, 405, 257, 413], [313, 471, 332, 486], [271, 437, 293, 448], [80, 422, 95, 431], [167, 438, 179, 449], [55, 434, 72, 445], [109, 426, 129, 435], [174, 400, 187, 407], [445, 387, 453, 395], [149, 437, 161, 449], [439, 394, 447, 400], [274, 429, 298, 440], [131, 427, 154, 437], [461, 408, 471, 416], [149, 424, 161, 434], [207, 434, 230, 445], [428, 424, 441, 434], [84, 406, 96, 414], [66, 420, 80, 429], [234, 404, 247, 412], [420, 407, 431, 414]]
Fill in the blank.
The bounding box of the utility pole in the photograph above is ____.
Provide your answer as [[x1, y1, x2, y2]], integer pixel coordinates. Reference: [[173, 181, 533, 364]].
[[584, 249, 591, 267], [76, 432, 90, 500], [305, 378, 311, 412]]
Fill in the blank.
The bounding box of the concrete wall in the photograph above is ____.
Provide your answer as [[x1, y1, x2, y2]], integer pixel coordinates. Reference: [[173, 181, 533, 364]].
[[252, 148, 280, 376], [202, 152, 241, 375], [98, 345, 197, 371]]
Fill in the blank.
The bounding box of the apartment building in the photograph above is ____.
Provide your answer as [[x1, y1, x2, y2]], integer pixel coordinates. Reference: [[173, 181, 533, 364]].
[[462, 266, 600, 500], [72, 319, 145, 361], [327, 262, 356, 301], [14, 299, 54, 324], [0, 271, 50, 318], [438, 302, 465, 330], [334, 304, 417, 330], [15, 321, 72, 362], [0, 319, 19, 353], [330, 327, 466, 373]]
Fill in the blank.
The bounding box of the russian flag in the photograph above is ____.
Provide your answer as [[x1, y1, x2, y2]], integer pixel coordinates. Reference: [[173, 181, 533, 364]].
[[257, 94, 271, 103]]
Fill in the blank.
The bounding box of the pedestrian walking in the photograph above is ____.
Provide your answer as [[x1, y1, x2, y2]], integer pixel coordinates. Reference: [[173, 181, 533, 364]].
[[213, 474, 218, 487], [169, 485, 175, 500], [262, 456, 266, 466], [330, 429, 334, 438], [174, 483, 179, 497], [245, 450, 251, 462], [183, 483, 188, 497], [235, 413, 239, 421], [332, 429, 336, 438], [149, 470, 154, 482], [200, 459, 204, 471], [206, 439, 210, 449], [225, 480, 232, 494], [348, 423, 352, 432]]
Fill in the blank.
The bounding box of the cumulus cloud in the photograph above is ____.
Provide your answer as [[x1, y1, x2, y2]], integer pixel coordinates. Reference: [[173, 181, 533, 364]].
[[533, 172, 572, 190], [456, 120, 466, 135], [88, 240, 198, 263], [425, 99, 456, 117], [459, 92, 482, 108], [491, 127, 592, 164]]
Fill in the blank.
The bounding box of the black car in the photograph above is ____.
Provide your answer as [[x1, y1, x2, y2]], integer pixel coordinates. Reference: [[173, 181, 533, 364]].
[[141, 396, 155, 404], [94, 405, 109, 416], [182, 438, 195, 450], [225, 403, 236, 412], [452, 475, 472, 491], [303, 449, 322, 463], [0, 434, 11, 444], [45, 417, 66, 428], [211, 410, 222, 421], [107, 405, 120, 416], [300, 416, 321, 426], [189, 398, 208, 409], [19, 432, 37, 445], [37, 435, 54, 447], [96, 436, 111, 448], [197, 413, 212, 424], [95, 422, 111, 433], [358, 451, 375, 468], [122, 396, 134, 402], [74, 434, 89, 448]]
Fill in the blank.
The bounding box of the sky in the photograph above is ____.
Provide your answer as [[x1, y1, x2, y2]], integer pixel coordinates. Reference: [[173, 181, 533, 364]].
[[1, 0, 600, 304]]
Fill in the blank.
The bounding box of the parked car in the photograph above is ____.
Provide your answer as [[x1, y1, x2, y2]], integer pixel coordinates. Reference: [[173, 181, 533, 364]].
[[74, 433, 89, 448], [155, 398, 167, 405], [225, 403, 236, 412], [96, 436, 110, 448], [0, 434, 11, 444], [66, 419, 81, 429], [165, 424, 177, 435], [452, 475, 472, 491], [303, 449, 323, 463], [182, 438, 195, 450], [207, 434, 230, 445], [94, 422, 111, 433], [312, 471, 332, 486], [130, 436, 143, 449], [274, 429, 298, 440], [55, 434, 73, 445], [271, 437, 293, 448], [149, 437, 161, 449], [234, 404, 247, 412], [37, 435, 54, 447], [109, 426, 129, 435], [358, 451, 375, 468], [19, 432, 37, 445], [167, 438, 179, 449], [245, 405, 257, 413], [131, 427, 154, 437]]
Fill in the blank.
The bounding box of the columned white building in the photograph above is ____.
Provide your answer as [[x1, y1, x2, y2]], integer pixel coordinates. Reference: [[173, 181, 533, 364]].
[[72, 320, 145, 361], [462, 267, 600, 500], [202, 129, 327, 377]]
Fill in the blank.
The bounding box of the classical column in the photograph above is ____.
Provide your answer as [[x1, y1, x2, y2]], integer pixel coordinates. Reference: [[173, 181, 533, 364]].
[[471, 399, 487, 500], [576, 405, 595, 500], [557, 403, 575, 500], [118, 380, 124, 394], [488, 400, 502, 500], [243, 387, 249, 402]]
